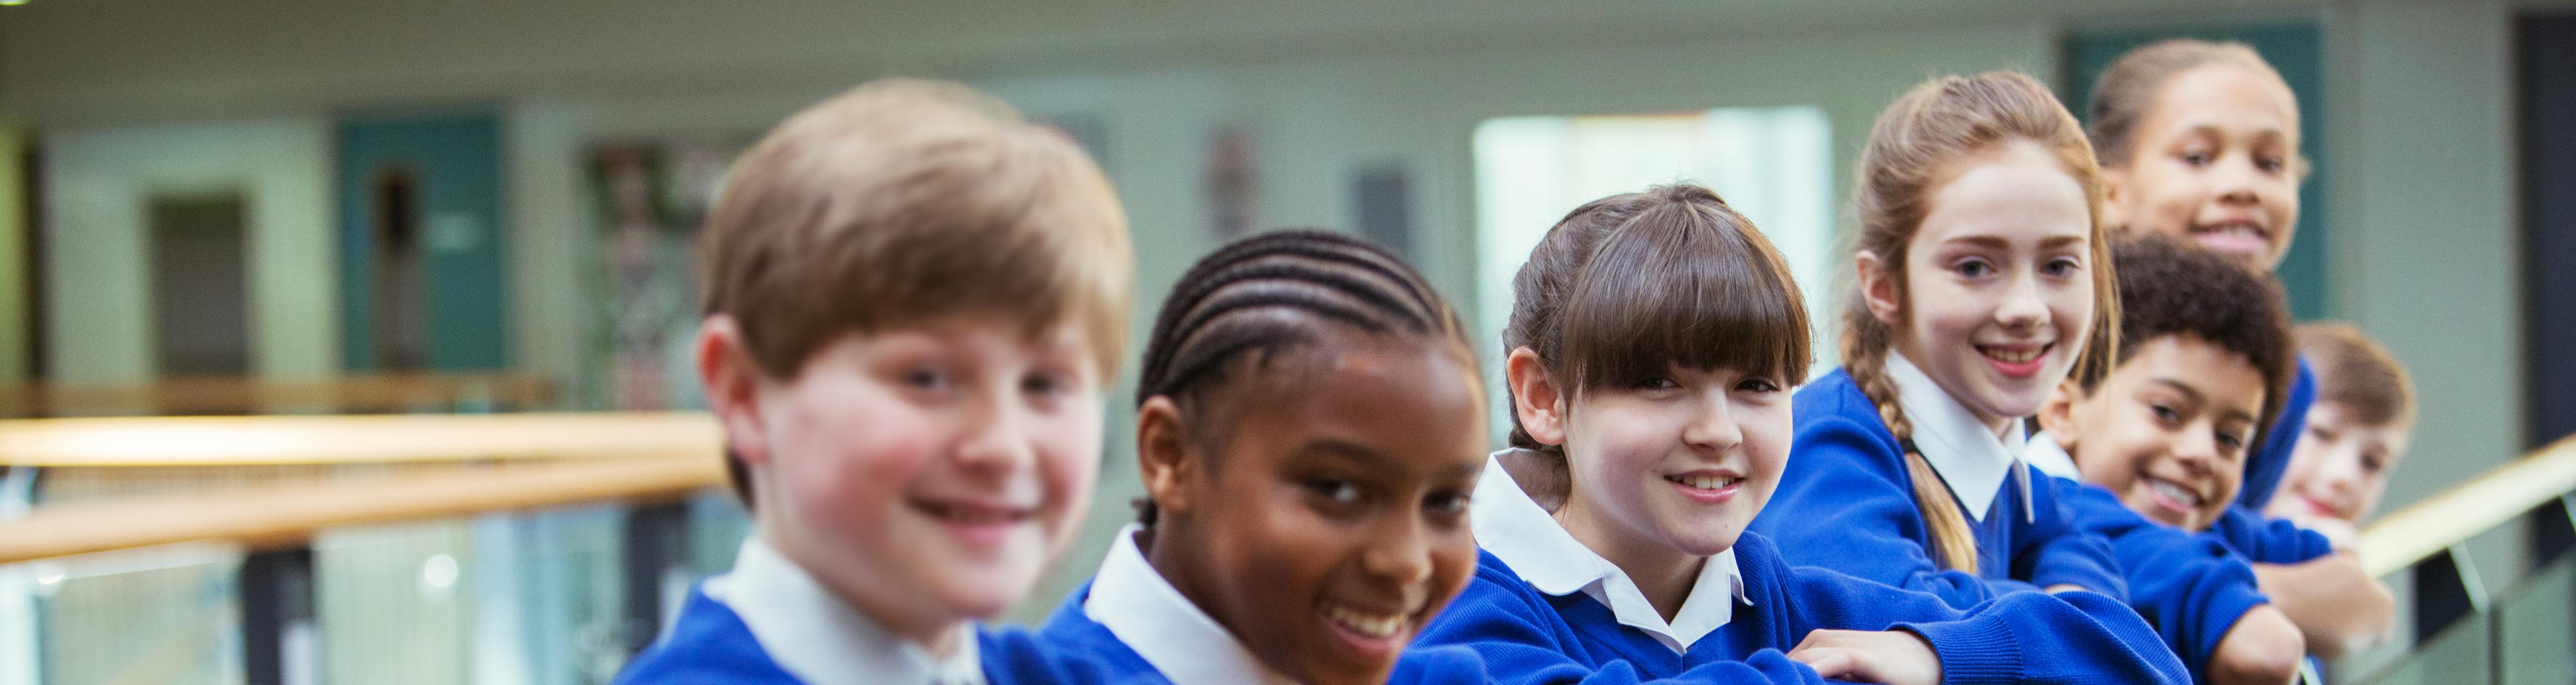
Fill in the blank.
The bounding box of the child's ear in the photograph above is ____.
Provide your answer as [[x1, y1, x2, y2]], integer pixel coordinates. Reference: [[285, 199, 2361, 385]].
[[1856, 250, 1905, 326], [1506, 347, 1569, 446], [2098, 167, 2132, 234], [2037, 378, 2084, 455], [696, 316, 776, 466], [1136, 396, 1197, 516]]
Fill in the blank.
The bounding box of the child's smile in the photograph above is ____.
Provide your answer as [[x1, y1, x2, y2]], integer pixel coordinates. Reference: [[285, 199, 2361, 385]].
[[1141, 336, 1486, 685], [1874, 139, 2096, 426]]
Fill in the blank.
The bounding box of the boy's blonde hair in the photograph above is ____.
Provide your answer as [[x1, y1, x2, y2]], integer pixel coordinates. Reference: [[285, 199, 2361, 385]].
[[2296, 323, 2416, 429], [699, 78, 1133, 505]]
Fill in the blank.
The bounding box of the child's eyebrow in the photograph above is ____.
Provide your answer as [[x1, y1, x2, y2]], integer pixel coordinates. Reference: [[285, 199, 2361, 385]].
[[2145, 377, 2209, 406]]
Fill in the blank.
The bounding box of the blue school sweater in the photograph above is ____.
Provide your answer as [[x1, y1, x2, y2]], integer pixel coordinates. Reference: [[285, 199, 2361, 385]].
[[1748, 369, 2126, 606], [1416, 531, 2189, 685], [1019, 580, 1490, 685], [617, 587, 1111, 685], [2059, 483, 2279, 684], [2237, 357, 2318, 510]]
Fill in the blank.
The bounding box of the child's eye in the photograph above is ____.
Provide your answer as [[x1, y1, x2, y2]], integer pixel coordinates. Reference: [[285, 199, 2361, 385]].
[[2256, 156, 2287, 174], [2361, 453, 2386, 474], [1954, 258, 1993, 279], [1308, 479, 1363, 505], [2149, 403, 2181, 425], [2215, 431, 2245, 451], [1735, 377, 1782, 394], [1021, 372, 1067, 397], [1425, 491, 1471, 516], [2180, 150, 2214, 167], [905, 367, 951, 391], [1634, 376, 1680, 391], [2043, 256, 2082, 278], [2308, 425, 2340, 443]]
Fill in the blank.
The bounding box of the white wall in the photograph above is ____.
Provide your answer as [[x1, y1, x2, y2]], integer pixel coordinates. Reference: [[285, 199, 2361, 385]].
[[39, 119, 340, 384]]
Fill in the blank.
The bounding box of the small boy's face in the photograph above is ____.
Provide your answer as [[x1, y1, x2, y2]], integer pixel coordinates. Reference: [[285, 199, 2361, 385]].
[[2049, 335, 2264, 531], [1152, 339, 1485, 685], [2105, 63, 2304, 271], [2268, 402, 2410, 526], [718, 316, 1104, 636], [1556, 363, 1792, 561]]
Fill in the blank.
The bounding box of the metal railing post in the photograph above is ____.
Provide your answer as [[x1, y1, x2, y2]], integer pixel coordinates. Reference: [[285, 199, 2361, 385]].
[[2412, 544, 2489, 646], [239, 546, 316, 685]]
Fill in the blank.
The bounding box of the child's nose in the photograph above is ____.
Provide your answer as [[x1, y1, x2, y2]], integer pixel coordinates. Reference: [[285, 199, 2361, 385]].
[[1683, 398, 1743, 452], [1993, 273, 2050, 329], [1360, 515, 1435, 589], [952, 399, 1034, 472]]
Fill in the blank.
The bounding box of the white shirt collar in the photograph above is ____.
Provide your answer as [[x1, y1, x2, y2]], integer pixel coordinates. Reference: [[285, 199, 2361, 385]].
[[1470, 450, 1750, 653], [702, 537, 984, 685], [1885, 352, 2033, 522], [2024, 429, 2081, 480], [1083, 524, 1299, 685]]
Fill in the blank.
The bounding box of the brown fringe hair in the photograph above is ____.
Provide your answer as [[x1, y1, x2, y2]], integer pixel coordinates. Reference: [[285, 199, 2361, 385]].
[[1843, 71, 2120, 573], [1502, 184, 1811, 483]]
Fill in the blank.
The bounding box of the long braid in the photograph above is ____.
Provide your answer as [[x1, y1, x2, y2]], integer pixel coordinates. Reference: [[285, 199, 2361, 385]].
[[1840, 292, 1979, 573], [1841, 71, 2119, 574], [1132, 230, 1474, 525]]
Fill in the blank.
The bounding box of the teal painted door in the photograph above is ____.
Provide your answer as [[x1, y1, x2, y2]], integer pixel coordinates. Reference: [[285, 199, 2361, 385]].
[[2062, 24, 2330, 321], [337, 113, 508, 371]]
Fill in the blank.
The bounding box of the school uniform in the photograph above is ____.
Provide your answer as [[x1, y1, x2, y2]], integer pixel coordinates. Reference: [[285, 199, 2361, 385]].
[[616, 537, 986, 685], [1417, 452, 2190, 685], [2026, 431, 2333, 566], [1747, 355, 2126, 607], [1019, 523, 1488, 685], [2239, 357, 2319, 510], [2026, 429, 2331, 683]]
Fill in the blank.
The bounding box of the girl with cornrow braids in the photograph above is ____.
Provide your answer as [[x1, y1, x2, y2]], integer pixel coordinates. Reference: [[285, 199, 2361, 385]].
[[1746, 71, 2309, 685], [1012, 230, 1495, 685], [1414, 183, 2186, 685]]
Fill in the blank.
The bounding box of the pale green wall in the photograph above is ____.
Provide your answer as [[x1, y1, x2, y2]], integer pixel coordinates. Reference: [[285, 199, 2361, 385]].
[[0, 122, 26, 386], [41, 119, 339, 384]]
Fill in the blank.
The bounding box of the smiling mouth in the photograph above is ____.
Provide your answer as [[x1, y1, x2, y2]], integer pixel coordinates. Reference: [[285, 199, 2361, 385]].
[[2146, 477, 2206, 510], [1324, 603, 1406, 639], [1664, 474, 1742, 490], [911, 499, 1035, 525], [2191, 220, 2271, 252]]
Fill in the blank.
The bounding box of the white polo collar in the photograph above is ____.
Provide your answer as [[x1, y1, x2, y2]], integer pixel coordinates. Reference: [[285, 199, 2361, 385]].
[[702, 537, 984, 685], [1470, 450, 1750, 653], [1885, 353, 2035, 523], [2024, 429, 2081, 480], [1083, 524, 1299, 685]]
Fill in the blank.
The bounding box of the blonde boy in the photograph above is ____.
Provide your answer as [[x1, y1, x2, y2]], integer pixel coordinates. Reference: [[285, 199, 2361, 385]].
[[618, 79, 1130, 684]]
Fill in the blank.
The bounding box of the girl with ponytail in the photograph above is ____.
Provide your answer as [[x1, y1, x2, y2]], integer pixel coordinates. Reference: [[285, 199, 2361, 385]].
[[1746, 71, 2309, 685]]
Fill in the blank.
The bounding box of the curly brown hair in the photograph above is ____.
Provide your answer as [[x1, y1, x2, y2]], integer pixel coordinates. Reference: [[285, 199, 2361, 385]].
[[2087, 234, 2297, 453]]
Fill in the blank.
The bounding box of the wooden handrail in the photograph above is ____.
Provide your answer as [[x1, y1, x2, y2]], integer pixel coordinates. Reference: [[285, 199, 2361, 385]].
[[0, 412, 721, 467], [0, 454, 726, 565], [2357, 433, 2576, 577], [0, 372, 558, 417]]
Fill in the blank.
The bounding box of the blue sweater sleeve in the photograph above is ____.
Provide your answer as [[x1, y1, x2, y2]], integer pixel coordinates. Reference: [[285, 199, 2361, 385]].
[[2012, 472, 2130, 600], [1753, 409, 1997, 608], [2064, 483, 2270, 683], [1767, 551, 2188, 685], [1417, 567, 1830, 684], [979, 624, 1126, 685], [2202, 506, 2335, 564], [2239, 358, 2317, 509]]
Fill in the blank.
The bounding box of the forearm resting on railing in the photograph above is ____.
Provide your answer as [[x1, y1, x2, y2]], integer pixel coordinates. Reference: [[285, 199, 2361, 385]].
[[2253, 555, 2396, 659]]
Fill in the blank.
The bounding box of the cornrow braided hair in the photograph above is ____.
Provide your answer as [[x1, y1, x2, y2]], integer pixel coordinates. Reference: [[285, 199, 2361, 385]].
[[1132, 229, 1475, 525]]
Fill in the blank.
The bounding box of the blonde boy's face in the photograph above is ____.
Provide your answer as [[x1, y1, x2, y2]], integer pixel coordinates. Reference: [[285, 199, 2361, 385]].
[[727, 317, 1104, 640], [2267, 402, 2410, 527], [2104, 64, 2304, 271]]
